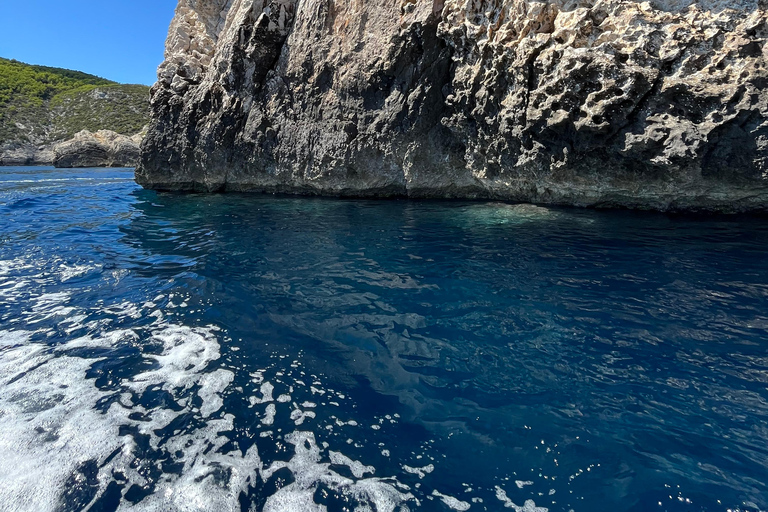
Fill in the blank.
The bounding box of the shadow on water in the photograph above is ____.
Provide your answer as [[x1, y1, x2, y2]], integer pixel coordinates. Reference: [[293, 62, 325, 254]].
[[119, 188, 768, 511]]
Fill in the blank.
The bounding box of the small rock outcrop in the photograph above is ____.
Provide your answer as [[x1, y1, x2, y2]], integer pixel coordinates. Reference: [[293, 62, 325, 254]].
[[0, 142, 54, 166], [137, 0, 768, 212], [53, 130, 142, 168]]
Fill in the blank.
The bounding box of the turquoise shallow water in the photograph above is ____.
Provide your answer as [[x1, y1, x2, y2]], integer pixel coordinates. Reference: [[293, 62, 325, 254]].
[[1, 166, 768, 512]]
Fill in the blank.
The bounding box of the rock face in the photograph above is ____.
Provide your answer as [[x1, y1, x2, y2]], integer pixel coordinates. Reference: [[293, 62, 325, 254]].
[[137, 0, 768, 211], [0, 142, 54, 166], [53, 130, 142, 168]]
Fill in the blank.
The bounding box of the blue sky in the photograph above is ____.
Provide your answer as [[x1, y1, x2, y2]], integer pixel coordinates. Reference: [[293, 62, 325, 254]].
[[0, 0, 178, 85]]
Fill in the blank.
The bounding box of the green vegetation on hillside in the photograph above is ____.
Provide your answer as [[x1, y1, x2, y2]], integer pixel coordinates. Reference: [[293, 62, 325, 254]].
[[50, 84, 150, 140], [0, 58, 114, 106], [0, 58, 150, 145]]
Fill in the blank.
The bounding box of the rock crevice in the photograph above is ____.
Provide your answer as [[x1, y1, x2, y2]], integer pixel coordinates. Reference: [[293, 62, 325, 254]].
[[138, 0, 768, 212]]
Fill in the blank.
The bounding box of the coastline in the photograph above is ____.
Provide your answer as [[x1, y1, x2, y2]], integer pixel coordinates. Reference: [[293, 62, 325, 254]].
[[136, 0, 768, 213], [1, 130, 141, 168]]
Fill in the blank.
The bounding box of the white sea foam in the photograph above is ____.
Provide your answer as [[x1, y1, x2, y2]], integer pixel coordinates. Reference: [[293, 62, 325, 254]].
[[262, 403, 277, 425], [0, 321, 240, 512], [432, 490, 471, 511], [0, 330, 32, 348], [0, 282, 449, 512], [252, 381, 275, 404], [121, 418, 261, 512], [129, 325, 222, 393], [105, 300, 144, 320], [329, 451, 375, 478], [0, 257, 33, 278], [403, 464, 435, 479], [263, 487, 326, 512], [65, 328, 138, 349], [262, 432, 413, 512], [0, 345, 130, 511], [198, 369, 235, 418], [27, 292, 77, 323], [495, 486, 549, 512], [291, 406, 317, 425]]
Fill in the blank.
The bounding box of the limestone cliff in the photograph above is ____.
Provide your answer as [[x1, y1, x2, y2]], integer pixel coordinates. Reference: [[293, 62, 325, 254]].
[[137, 0, 768, 211], [52, 130, 143, 168]]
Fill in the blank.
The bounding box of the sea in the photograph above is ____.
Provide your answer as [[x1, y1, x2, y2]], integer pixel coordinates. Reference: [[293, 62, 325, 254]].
[[1, 166, 767, 512]]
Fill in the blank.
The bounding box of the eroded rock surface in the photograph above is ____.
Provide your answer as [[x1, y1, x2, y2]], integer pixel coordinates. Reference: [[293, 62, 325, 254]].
[[53, 130, 142, 168], [137, 0, 768, 211], [0, 143, 54, 166]]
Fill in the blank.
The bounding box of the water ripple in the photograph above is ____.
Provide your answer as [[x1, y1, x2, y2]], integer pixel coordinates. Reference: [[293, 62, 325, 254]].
[[1, 167, 767, 512]]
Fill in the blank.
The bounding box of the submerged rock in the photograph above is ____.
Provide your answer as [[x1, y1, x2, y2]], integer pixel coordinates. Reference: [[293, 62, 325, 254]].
[[137, 0, 768, 212], [53, 130, 142, 168]]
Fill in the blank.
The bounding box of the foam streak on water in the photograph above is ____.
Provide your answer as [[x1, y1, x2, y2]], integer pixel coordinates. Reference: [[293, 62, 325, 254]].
[[1, 167, 767, 512]]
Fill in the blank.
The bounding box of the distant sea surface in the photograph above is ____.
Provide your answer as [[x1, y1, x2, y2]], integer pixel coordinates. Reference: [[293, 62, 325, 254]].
[[1, 166, 768, 512]]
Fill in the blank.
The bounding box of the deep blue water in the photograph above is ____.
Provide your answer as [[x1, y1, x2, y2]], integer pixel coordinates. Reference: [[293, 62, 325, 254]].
[[1, 166, 768, 512]]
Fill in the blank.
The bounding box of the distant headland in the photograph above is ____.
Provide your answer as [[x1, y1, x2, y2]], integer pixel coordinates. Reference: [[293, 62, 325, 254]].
[[0, 57, 149, 167]]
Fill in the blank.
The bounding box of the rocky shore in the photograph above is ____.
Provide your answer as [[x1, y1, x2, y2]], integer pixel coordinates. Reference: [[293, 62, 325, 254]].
[[137, 0, 768, 212], [0, 143, 54, 166], [53, 130, 143, 168], [0, 130, 142, 168], [0, 59, 150, 169]]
